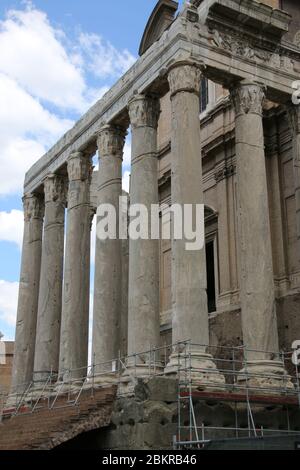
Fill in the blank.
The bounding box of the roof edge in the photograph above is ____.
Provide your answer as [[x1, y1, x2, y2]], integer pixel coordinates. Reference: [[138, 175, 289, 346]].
[[139, 0, 178, 56]]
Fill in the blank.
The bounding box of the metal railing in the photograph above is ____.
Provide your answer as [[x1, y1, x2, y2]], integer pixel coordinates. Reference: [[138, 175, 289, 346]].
[[0, 342, 176, 417], [0, 341, 299, 438]]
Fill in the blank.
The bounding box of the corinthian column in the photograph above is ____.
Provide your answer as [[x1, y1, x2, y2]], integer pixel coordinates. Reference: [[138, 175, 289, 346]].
[[126, 94, 162, 375], [92, 125, 126, 376], [231, 81, 291, 389], [59, 152, 93, 381], [286, 104, 300, 239], [165, 61, 224, 387], [34, 175, 66, 383], [11, 194, 44, 392]]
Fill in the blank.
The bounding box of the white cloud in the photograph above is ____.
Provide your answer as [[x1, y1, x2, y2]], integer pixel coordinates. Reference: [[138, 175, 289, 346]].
[[0, 4, 136, 197], [122, 171, 131, 193], [0, 73, 73, 195], [0, 210, 24, 249], [0, 4, 135, 112], [0, 5, 87, 111], [79, 33, 136, 80], [0, 73, 72, 142], [0, 280, 19, 328], [0, 137, 46, 196], [123, 141, 131, 169]]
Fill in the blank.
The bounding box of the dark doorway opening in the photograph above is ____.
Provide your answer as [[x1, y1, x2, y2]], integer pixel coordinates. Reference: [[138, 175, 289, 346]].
[[206, 241, 216, 313], [200, 77, 209, 113]]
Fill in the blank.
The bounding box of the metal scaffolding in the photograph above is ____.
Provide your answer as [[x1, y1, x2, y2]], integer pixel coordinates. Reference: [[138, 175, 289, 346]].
[[1, 341, 300, 450], [174, 343, 300, 449]]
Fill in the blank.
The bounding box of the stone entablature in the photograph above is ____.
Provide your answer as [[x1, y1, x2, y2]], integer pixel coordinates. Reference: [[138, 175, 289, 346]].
[[23, 0, 299, 195]]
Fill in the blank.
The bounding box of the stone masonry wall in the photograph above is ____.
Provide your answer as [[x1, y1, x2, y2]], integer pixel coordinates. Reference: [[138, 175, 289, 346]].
[[63, 377, 300, 450]]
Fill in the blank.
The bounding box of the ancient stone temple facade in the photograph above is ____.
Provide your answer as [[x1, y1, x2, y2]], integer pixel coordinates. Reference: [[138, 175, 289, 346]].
[[10, 0, 300, 401]]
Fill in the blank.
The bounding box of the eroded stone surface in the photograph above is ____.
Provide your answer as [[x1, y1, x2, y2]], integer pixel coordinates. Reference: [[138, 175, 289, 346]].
[[58, 153, 93, 380], [11, 194, 44, 392], [34, 175, 66, 382]]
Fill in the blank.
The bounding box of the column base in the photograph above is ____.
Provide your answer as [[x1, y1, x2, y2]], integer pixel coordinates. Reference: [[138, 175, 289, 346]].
[[123, 361, 164, 379], [237, 360, 294, 395], [53, 380, 82, 394], [118, 362, 164, 397], [164, 350, 225, 391], [90, 372, 119, 386]]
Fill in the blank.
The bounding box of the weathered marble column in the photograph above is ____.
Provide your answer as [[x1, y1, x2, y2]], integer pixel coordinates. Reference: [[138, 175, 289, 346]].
[[92, 125, 126, 376], [34, 175, 66, 383], [165, 61, 224, 387], [59, 152, 93, 382], [11, 194, 44, 392], [231, 80, 291, 388], [126, 94, 162, 375], [286, 104, 300, 239]]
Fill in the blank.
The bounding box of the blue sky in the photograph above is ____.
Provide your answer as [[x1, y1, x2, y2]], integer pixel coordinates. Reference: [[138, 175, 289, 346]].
[[0, 0, 185, 341]]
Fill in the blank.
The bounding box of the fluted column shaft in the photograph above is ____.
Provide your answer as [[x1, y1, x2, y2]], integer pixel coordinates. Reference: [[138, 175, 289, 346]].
[[34, 175, 66, 383], [92, 125, 126, 373], [231, 81, 280, 362], [127, 94, 161, 368], [11, 194, 44, 392], [287, 104, 300, 239], [59, 152, 93, 380]]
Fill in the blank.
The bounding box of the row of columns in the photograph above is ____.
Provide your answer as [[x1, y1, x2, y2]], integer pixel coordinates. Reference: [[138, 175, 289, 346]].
[[12, 154, 94, 391], [12, 61, 295, 392]]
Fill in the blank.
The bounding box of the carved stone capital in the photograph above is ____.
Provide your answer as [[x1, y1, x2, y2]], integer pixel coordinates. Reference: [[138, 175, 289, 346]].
[[230, 81, 265, 117], [214, 164, 236, 183], [97, 125, 127, 158], [167, 61, 202, 98], [23, 193, 44, 222], [128, 94, 160, 129], [286, 104, 300, 136], [44, 174, 67, 204], [67, 152, 93, 182]]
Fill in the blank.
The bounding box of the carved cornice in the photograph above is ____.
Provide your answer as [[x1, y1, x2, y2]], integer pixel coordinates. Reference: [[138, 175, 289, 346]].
[[167, 61, 202, 98], [205, 0, 290, 42], [97, 125, 127, 158], [23, 194, 44, 222], [44, 174, 67, 204], [214, 163, 236, 183], [286, 104, 300, 136], [67, 152, 93, 182], [158, 169, 171, 188], [24, 8, 300, 195], [202, 24, 299, 75], [211, 29, 272, 63], [230, 81, 265, 117], [128, 94, 160, 129], [294, 31, 300, 49]]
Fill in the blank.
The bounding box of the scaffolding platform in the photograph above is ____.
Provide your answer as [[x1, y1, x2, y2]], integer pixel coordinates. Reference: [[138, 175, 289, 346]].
[[179, 390, 300, 407], [174, 342, 300, 449]]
